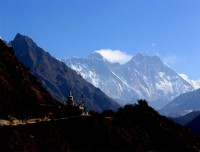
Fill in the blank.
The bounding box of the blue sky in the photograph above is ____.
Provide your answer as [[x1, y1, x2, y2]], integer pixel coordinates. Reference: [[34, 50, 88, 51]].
[[0, 0, 200, 79]]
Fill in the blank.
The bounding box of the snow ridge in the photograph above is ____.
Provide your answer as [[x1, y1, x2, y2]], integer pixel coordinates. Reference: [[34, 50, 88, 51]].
[[179, 74, 200, 90], [61, 53, 194, 109]]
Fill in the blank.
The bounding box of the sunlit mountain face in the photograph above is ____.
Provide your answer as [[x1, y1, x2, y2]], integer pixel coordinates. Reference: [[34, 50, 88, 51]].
[[61, 52, 193, 109]]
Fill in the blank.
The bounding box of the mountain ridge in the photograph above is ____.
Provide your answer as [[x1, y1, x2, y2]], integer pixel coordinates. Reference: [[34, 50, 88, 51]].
[[10, 33, 119, 112], [0, 39, 60, 118], [160, 88, 200, 117], [62, 51, 193, 109], [179, 73, 200, 90]]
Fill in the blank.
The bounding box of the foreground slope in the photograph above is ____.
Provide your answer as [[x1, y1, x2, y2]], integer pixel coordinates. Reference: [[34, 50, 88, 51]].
[[169, 111, 200, 136], [0, 39, 59, 118], [171, 111, 200, 126], [186, 115, 200, 136], [10, 33, 119, 112], [1, 101, 200, 151], [62, 52, 193, 109]]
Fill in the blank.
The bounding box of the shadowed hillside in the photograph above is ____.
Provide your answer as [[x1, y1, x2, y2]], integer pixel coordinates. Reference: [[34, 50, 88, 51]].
[[171, 111, 200, 126], [10, 33, 119, 112], [186, 115, 200, 136], [0, 39, 60, 118], [1, 101, 200, 152]]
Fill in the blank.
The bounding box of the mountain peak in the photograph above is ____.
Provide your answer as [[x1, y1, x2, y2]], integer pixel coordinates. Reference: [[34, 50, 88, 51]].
[[131, 53, 163, 65], [152, 54, 162, 61], [88, 52, 104, 60], [16, 33, 23, 37], [135, 53, 144, 57], [13, 33, 37, 47], [10, 33, 44, 69], [14, 33, 27, 41], [134, 53, 160, 60]]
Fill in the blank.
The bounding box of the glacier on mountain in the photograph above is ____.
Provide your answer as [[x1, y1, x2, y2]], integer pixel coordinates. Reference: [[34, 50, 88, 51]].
[[61, 52, 194, 109]]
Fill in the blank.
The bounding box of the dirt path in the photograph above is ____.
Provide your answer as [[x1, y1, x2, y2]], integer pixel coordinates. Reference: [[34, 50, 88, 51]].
[[0, 117, 51, 126], [0, 113, 90, 126]]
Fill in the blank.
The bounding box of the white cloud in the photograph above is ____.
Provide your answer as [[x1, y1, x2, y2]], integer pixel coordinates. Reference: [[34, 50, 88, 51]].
[[95, 49, 132, 64]]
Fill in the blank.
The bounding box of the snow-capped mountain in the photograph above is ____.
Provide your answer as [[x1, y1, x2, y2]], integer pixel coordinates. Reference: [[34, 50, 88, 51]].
[[179, 74, 200, 90], [61, 52, 194, 109]]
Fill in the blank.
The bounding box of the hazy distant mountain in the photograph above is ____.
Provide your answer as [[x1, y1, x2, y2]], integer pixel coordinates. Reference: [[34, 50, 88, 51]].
[[160, 88, 200, 117], [61, 52, 193, 109], [170, 111, 200, 136], [10, 33, 119, 112], [171, 111, 200, 126], [0, 39, 59, 118]]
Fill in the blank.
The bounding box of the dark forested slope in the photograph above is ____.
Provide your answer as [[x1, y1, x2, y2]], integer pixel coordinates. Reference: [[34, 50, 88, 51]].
[[0, 39, 60, 118], [1, 101, 200, 152]]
